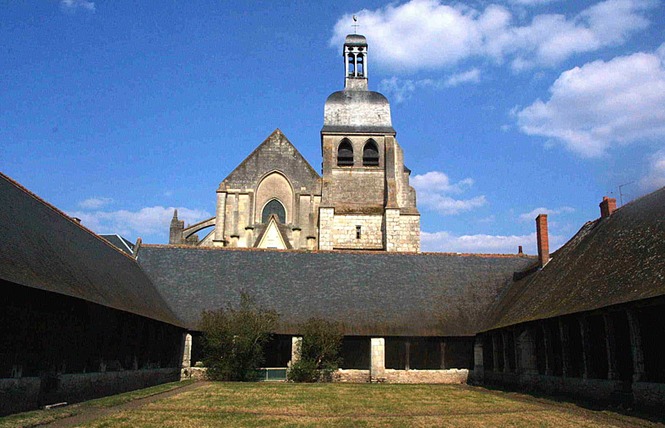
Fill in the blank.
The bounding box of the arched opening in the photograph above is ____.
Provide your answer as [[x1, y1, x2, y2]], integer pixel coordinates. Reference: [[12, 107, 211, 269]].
[[262, 199, 286, 224], [357, 53, 364, 77], [337, 139, 354, 166], [362, 140, 379, 166]]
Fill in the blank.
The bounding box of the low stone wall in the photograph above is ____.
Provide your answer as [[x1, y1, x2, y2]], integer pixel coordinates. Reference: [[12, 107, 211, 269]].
[[633, 382, 665, 409], [333, 369, 370, 383], [0, 368, 180, 416], [385, 369, 469, 384], [181, 367, 208, 381]]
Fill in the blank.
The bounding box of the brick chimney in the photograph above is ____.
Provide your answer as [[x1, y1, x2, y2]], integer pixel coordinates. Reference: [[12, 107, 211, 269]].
[[599, 196, 617, 218], [536, 214, 549, 268]]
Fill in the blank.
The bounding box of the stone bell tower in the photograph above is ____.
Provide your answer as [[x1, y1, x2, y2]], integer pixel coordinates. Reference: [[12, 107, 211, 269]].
[[318, 34, 420, 252]]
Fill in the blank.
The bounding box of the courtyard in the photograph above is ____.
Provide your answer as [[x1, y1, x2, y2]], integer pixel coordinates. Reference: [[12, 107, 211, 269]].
[[2, 381, 662, 428]]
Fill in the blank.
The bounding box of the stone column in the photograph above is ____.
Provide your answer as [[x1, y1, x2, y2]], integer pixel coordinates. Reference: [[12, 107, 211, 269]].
[[627, 309, 645, 382], [291, 336, 303, 365], [440, 340, 447, 370], [404, 341, 410, 370], [318, 207, 335, 250], [603, 313, 618, 380], [501, 330, 511, 373], [370, 338, 385, 382], [491, 333, 500, 372], [579, 317, 592, 379], [181, 333, 192, 369], [517, 327, 538, 375], [558, 319, 570, 378]]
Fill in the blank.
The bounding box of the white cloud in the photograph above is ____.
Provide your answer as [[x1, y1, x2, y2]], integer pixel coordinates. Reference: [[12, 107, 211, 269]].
[[69, 206, 212, 241], [412, 171, 487, 215], [518, 206, 574, 221], [639, 150, 665, 192], [421, 230, 566, 254], [516, 45, 665, 157], [379, 68, 480, 103], [60, 0, 95, 13], [508, 0, 560, 5], [332, 0, 653, 72], [78, 197, 113, 210]]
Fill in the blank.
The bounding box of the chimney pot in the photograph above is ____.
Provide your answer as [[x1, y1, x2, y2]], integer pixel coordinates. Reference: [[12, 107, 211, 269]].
[[599, 196, 617, 218], [536, 214, 549, 268]]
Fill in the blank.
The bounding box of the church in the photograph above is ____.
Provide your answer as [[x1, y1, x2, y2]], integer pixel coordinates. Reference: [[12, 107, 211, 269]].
[[1, 33, 664, 416], [168, 34, 420, 253]]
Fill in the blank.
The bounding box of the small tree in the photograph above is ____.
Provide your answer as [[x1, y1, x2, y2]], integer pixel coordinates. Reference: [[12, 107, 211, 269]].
[[288, 318, 343, 382], [199, 293, 279, 381]]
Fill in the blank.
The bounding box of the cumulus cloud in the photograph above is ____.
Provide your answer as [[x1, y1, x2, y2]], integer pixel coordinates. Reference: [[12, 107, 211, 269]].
[[421, 230, 567, 254], [78, 197, 113, 210], [331, 0, 653, 72], [411, 171, 486, 215], [60, 0, 95, 13], [518, 206, 574, 221], [69, 206, 212, 241], [516, 44, 665, 157], [639, 150, 665, 192], [379, 69, 480, 103]]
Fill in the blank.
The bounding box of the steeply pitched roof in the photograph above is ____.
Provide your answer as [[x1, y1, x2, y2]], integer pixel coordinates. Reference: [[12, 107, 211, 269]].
[[485, 186, 665, 331], [100, 234, 135, 255], [0, 173, 184, 328], [137, 245, 533, 336], [222, 129, 321, 194]]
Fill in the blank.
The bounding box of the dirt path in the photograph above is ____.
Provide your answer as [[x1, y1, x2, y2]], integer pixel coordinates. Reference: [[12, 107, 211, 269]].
[[44, 381, 208, 427]]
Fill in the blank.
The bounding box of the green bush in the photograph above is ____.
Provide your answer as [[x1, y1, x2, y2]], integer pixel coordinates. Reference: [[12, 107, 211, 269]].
[[287, 318, 343, 382], [199, 293, 279, 381]]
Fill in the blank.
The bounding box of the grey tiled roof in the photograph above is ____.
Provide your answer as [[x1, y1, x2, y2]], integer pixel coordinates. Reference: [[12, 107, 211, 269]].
[[485, 186, 665, 331], [137, 246, 533, 336], [100, 234, 135, 255], [0, 173, 184, 327]]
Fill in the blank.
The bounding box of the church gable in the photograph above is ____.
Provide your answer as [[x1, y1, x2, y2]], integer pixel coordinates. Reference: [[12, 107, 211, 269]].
[[222, 129, 321, 194]]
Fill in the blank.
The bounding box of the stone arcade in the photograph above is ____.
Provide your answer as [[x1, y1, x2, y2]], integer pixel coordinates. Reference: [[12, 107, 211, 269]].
[[1, 34, 664, 416]]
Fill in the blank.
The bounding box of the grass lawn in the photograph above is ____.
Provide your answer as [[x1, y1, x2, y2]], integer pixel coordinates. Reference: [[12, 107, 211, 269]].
[[71, 382, 660, 428]]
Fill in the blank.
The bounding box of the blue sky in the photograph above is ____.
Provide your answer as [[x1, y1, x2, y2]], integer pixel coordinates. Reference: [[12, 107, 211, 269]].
[[2, 0, 664, 254]]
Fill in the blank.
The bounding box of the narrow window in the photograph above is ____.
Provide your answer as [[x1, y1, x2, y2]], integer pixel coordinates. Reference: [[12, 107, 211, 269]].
[[357, 54, 364, 77], [362, 140, 379, 166], [262, 199, 286, 224], [356, 225, 361, 239], [337, 139, 354, 166]]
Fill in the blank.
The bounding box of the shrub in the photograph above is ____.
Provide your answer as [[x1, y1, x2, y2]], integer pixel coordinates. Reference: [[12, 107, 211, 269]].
[[287, 318, 343, 382], [199, 293, 279, 381]]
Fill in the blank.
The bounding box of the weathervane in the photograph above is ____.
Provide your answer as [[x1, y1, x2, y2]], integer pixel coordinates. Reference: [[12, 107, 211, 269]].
[[352, 15, 359, 33]]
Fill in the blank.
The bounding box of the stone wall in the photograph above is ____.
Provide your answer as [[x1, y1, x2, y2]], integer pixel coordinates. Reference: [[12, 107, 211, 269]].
[[385, 369, 469, 384], [329, 169, 385, 207], [332, 214, 384, 249], [385, 210, 420, 252], [334, 369, 371, 383], [0, 368, 179, 416], [318, 207, 335, 250]]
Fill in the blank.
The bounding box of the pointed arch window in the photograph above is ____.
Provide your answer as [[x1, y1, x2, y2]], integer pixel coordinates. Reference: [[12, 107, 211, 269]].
[[363, 139, 379, 166], [262, 199, 286, 224], [337, 139, 354, 166]]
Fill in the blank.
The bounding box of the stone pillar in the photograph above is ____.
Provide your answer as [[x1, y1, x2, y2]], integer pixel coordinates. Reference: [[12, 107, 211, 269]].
[[501, 330, 511, 373], [541, 323, 553, 376], [213, 189, 227, 246], [291, 336, 303, 365], [181, 333, 192, 369], [517, 327, 538, 375], [370, 338, 385, 382], [384, 208, 401, 252], [318, 207, 335, 250], [491, 333, 500, 372], [627, 309, 645, 382], [473, 337, 484, 378], [603, 313, 618, 380], [558, 319, 570, 378], [244, 226, 254, 248], [579, 317, 592, 379]]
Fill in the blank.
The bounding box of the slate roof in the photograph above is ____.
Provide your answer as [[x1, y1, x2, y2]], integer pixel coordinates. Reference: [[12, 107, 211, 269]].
[[322, 91, 395, 135], [100, 234, 135, 255], [137, 246, 533, 336], [0, 173, 184, 327], [485, 186, 665, 331]]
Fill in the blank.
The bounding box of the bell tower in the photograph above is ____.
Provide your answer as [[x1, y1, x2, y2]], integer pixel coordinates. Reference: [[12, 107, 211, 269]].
[[318, 34, 420, 252]]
